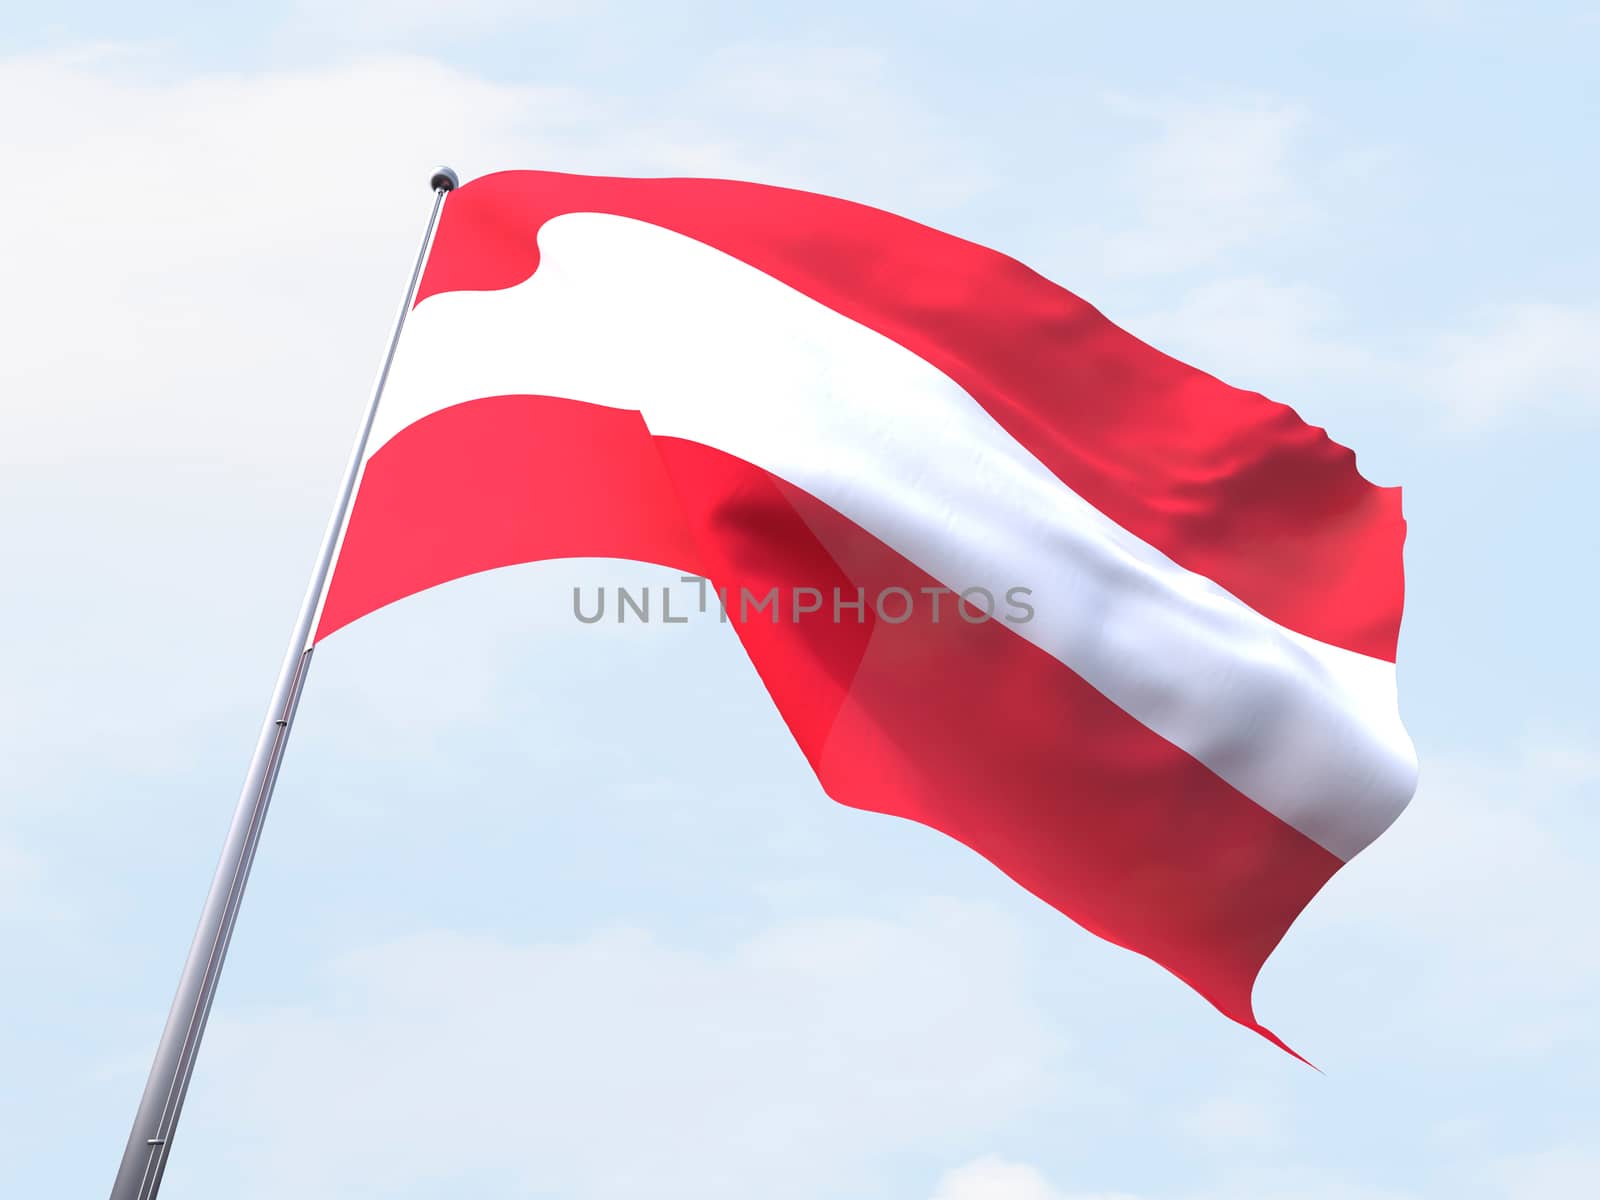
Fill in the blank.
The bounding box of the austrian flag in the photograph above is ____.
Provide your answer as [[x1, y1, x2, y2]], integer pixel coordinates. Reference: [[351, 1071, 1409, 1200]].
[[317, 171, 1415, 1049]]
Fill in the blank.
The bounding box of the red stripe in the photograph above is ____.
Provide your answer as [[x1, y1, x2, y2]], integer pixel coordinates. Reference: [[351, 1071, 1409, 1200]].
[[318, 397, 697, 635], [414, 170, 1405, 662], [319, 394, 1342, 1051]]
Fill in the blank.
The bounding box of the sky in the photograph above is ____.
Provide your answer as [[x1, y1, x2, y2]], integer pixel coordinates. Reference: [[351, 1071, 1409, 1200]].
[[1, 2, 1598, 1198]]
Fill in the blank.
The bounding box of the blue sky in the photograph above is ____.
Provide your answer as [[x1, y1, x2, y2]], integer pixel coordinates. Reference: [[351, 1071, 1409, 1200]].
[[2, 3, 1597, 1197]]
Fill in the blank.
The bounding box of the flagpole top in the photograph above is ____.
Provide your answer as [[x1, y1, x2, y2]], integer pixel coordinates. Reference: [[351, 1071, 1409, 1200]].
[[429, 166, 460, 193]]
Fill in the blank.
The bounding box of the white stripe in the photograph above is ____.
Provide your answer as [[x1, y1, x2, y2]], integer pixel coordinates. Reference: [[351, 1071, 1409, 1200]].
[[363, 213, 1416, 860]]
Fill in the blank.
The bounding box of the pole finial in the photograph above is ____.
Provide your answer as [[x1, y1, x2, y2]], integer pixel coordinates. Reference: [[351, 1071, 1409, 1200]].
[[430, 165, 460, 193]]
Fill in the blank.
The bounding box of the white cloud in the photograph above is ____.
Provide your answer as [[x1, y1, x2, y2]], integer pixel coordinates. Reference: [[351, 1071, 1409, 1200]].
[[1177, 1092, 1282, 1149], [169, 904, 1064, 1200], [929, 1157, 1457, 1200], [679, 44, 985, 209], [289, 0, 580, 42], [1063, 95, 1599, 443], [1097, 98, 1313, 277], [1520, 736, 1600, 785], [930, 1156, 1139, 1200], [0, 50, 585, 806], [926, 1158, 1439, 1200], [1494, 1145, 1600, 1198], [0, 49, 571, 481], [1422, 301, 1600, 430]]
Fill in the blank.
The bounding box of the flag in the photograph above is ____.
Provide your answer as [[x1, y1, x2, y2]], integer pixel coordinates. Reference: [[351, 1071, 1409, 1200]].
[[313, 170, 1415, 1052]]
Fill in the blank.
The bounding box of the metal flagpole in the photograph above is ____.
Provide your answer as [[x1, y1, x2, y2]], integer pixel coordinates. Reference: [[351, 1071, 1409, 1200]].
[[108, 165, 461, 1200]]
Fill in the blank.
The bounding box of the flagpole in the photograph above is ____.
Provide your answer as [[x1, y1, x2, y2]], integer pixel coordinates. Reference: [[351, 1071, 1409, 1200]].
[[108, 165, 460, 1200]]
